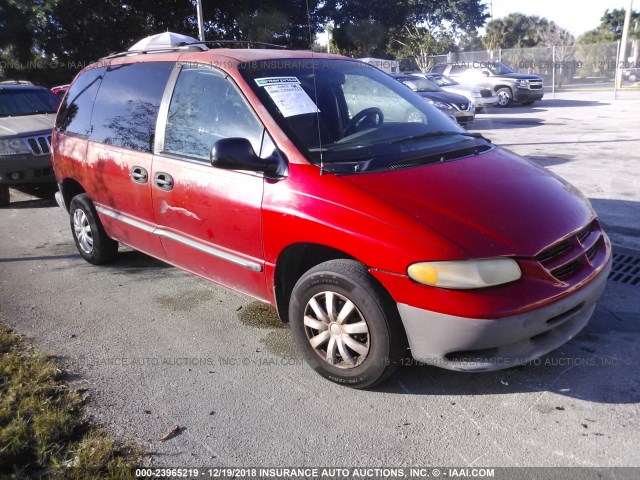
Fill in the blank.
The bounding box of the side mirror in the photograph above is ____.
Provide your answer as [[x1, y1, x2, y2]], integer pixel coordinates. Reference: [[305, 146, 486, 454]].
[[210, 138, 287, 178], [481, 70, 490, 77]]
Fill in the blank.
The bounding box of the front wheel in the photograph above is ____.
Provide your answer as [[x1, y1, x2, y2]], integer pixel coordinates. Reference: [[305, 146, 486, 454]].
[[496, 88, 513, 107], [69, 194, 118, 265], [289, 259, 405, 389]]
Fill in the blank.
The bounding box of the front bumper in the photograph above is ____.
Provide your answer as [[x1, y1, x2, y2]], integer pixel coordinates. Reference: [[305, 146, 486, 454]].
[[0, 153, 55, 185], [473, 96, 498, 108], [513, 88, 544, 102], [449, 109, 475, 123], [397, 255, 612, 371]]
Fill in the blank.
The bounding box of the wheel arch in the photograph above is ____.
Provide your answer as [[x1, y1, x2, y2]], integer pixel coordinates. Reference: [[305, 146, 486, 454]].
[[493, 84, 513, 94], [59, 178, 86, 212], [273, 243, 356, 323]]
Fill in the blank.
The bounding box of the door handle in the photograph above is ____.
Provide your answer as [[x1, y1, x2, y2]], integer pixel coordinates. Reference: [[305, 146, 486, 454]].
[[130, 166, 148, 184], [153, 172, 174, 191]]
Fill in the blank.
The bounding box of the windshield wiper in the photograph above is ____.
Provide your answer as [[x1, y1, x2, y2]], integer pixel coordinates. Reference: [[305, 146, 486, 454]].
[[391, 131, 490, 145]]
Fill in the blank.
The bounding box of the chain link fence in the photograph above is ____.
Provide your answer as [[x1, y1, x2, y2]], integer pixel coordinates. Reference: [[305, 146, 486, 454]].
[[404, 40, 640, 98]]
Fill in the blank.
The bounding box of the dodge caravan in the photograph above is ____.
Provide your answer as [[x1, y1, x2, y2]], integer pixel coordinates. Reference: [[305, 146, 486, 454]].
[[51, 45, 611, 388]]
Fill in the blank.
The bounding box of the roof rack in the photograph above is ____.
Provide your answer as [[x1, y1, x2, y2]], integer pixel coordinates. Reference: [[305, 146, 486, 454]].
[[102, 44, 207, 60], [190, 40, 288, 50], [101, 39, 289, 61]]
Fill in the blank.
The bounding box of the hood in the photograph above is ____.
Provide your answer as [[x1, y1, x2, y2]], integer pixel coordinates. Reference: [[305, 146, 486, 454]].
[[501, 73, 542, 81], [0, 113, 56, 138], [416, 91, 470, 106], [342, 147, 593, 259]]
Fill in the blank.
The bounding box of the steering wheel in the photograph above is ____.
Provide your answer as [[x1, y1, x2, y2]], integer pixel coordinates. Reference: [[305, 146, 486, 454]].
[[342, 107, 384, 137]]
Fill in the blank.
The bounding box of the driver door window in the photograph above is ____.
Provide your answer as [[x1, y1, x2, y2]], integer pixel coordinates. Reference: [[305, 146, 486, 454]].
[[164, 66, 262, 160]]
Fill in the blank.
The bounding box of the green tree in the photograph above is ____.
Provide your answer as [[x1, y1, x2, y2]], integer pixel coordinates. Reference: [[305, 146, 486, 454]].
[[0, 0, 326, 85], [323, 0, 488, 58], [578, 8, 640, 44], [482, 13, 549, 50]]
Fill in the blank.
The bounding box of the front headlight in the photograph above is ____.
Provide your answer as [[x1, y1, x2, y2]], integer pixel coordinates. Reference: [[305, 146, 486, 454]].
[[407, 258, 522, 289], [0, 138, 30, 156], [428, 100, 453, 110], [517, 79, 528, 88], [470, 92, 482, 98]]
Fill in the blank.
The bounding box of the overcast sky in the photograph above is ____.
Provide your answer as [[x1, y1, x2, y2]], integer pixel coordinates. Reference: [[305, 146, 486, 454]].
[[488, 0, 635, 36]]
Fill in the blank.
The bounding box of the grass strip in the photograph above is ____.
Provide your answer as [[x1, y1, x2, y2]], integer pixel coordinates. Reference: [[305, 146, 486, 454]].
[[0, 323, 143, 479]]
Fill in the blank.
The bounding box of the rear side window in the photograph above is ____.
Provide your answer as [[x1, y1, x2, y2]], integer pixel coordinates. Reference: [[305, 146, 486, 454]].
[[90, 62, 173, 152], [55, 67, 105, 136], [163, 66, 262, 160], [430, 65, 445, 74]]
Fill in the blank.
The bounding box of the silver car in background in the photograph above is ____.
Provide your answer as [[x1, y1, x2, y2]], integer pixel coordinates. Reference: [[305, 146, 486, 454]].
[[420, 73, 498, 112], [0, 84, 60, 206]]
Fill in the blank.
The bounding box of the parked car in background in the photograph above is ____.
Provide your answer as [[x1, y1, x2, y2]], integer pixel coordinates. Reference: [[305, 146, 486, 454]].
[[0, 80, 33, 85], [429, 61, 544, 107], [391, 74, 474, 123], [51, 84, 70, 97], [621, 67, 639, 83], [0, 84, 61, 206], [51, 45, 611, 389], [421, 72, 498, 112]]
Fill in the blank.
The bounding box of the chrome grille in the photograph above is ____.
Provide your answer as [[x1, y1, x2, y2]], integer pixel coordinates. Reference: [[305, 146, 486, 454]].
[[528, 81, 543, 90], [480, 89, 493, 98], [24, 135, 52, 156]]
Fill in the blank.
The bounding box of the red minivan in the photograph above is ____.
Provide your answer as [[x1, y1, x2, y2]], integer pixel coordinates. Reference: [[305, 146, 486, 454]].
[[51, 46, 612, 388]]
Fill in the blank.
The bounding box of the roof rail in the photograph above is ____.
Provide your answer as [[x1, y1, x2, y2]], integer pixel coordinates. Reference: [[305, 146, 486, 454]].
[[102, 44, 207, 60], [101, 39, 289, 61], [190, 40, 288, 50]]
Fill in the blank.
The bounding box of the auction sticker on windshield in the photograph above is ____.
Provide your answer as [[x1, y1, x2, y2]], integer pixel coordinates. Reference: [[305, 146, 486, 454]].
[[255, 77, 320, 118]]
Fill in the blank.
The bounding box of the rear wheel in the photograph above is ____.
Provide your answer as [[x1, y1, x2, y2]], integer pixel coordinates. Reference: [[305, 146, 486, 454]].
[[289, 259, 405, 389], [69, 194, 118, 265], [0, 185, 9, 207], [496, 88, 513, 107]]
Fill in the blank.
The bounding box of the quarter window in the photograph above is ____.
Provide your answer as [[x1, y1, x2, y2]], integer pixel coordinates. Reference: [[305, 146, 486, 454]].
[[55, 67, 105, 136], [90, 62, 173, 152], [163, 66, 262, 161]]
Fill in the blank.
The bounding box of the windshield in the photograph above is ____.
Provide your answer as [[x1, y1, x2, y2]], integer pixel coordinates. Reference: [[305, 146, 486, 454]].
[[0, 89, 61, 117], [428, 74, 459, 87], [487, 62, 515, 75], [240, 59, 487, 171]]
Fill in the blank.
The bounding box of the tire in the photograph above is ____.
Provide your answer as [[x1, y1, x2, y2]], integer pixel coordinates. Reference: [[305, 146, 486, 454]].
[[521, 100, 535, 106], [0, 185, 9, 207], [289, 259, 405, 389], [496, 87, 513, 107], [629, 74, 638, 82], [69, 194, 118, 265]]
